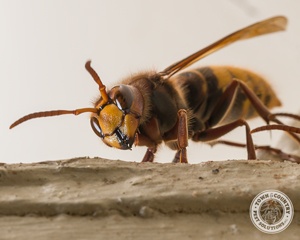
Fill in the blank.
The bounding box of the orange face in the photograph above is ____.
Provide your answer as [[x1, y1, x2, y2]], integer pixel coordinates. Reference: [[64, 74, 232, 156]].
[[90, 85, 143, 150]]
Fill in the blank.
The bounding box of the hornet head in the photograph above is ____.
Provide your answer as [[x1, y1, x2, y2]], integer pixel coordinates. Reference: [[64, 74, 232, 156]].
[[10, 61, 144, 150]]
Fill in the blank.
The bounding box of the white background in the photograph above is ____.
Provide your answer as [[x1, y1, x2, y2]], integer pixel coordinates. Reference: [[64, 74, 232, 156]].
[[1, 0, 300, 164]]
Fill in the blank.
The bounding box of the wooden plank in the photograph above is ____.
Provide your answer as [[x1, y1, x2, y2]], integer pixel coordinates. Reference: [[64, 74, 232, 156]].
[[0, 158, 299, 239]]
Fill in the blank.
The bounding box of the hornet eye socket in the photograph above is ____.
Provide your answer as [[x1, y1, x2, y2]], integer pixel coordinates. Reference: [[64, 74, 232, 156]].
[[90, 117, 103, 138], [114, 92, 129, 111], [115, 97, 126, 111], [110, 85, 134, 112]]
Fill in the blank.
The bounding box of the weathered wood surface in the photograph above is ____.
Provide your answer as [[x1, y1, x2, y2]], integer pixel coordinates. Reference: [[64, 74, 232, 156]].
[[0, 158, 299, 240]]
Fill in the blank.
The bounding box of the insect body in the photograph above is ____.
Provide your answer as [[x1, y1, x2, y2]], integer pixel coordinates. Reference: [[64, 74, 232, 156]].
[[170, 66, 281, 127], [10, 16, 300, 163]]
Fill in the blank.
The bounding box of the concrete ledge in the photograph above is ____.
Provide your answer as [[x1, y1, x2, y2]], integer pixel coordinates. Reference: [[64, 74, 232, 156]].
[[0, 158, 299, 239]]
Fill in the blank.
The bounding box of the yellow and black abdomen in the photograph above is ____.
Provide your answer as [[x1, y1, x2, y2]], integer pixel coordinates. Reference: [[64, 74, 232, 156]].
[[170, 66, 281, 131]]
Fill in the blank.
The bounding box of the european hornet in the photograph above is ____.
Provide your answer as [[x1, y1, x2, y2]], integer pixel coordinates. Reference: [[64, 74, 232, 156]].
[[10, 16, 300, 163]]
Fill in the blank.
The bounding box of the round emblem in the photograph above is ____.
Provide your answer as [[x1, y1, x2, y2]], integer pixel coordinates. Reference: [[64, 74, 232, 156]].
[[250, 190, 294, 234]]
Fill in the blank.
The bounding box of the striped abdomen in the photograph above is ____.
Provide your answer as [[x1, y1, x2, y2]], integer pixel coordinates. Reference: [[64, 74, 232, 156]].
[[169, 66, 281, 132]]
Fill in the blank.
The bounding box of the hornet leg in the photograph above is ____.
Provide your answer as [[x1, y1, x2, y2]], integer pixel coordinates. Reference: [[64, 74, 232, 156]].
[[210, 140, 300, 163], [141, 146, 157, 162], [192, 78, 300, 160], [193, 119, 256, 160], [207, 79, 300, 144], [172, 109, 189, 163], [231, 79, 300, 144]]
